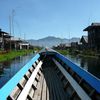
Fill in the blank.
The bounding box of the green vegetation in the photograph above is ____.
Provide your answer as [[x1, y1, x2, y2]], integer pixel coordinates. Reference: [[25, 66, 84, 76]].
[[81, 50, 96, 56], [55, 49, 69, 55], [0, 49, 33, 62], [55, 49, 99, 58], [68, 48, 100, 58], [78, 50, 99, 58], [34, 47, 42, 52]]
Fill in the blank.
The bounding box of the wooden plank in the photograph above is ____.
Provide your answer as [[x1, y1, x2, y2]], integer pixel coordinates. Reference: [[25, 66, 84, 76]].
[[37, 74, 44, 100], [0, 54, 40, 100], [46, 86, 49, 100], [44, 68, 52, 100], [28, 87, 34, 99], [9, 86, 21, 99], [53, 59, 91, 100], [36, 60, 39, 64], [51, 66, 67, 100], [56, 53, 100, 93], [25, 71, 31, 79], [50, 69, 59, 100], [28, 70, 41, 99], [33, 73, 44, 100], [29, 67, 34, 73], [41, 78, 47, 100], [44, 69, 49, 100], [19, 77, 27, 88], [47, 68, 56, 100], [17, 61, 42, 100], [28, 80, 38, 98], [33, 63, 36, 68]]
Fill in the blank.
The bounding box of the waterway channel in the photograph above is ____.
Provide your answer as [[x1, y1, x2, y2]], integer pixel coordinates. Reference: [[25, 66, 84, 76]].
[[0, 53, 34, 88], [0, 53, 100, 89], [66, 54, 100, 79]]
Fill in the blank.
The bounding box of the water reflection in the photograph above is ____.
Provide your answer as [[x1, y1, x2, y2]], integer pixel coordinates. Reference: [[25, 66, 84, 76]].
[[0, 53, 34, 88], [66, 55, 100, 79]]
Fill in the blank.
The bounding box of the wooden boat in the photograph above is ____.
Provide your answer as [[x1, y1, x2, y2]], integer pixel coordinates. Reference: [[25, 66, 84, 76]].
[[0, 48, 100, 100]]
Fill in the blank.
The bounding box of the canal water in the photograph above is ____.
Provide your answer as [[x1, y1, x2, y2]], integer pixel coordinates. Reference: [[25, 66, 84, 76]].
[[0, 53, 34, 88], [0, 53, 100, 89], [66, 55, 100, 79]]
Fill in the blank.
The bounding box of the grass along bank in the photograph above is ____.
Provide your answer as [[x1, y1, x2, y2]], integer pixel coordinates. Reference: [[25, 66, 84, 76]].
[[55, 49, 69, 55], [0, 49, 33, 62], [55, 49, 99, 58]]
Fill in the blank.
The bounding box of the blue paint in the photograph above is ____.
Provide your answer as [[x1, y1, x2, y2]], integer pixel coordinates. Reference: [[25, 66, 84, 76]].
[[56, 53, 100, 93], [0, 54, 40, 100]]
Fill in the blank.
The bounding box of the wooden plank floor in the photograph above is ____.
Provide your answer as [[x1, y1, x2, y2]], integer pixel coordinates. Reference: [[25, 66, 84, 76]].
[[32, 59, 68, 100]]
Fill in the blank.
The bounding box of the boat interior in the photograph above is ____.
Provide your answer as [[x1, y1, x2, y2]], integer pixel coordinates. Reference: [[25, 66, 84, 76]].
[[2, 50, 100, 100]]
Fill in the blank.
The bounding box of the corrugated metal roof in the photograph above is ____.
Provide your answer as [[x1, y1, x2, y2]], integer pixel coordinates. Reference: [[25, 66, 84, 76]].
[[84, 23, 100, 31]]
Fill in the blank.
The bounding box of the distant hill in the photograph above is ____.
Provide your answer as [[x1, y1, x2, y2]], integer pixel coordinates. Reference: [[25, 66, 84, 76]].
[[27, 36, 80, 47]]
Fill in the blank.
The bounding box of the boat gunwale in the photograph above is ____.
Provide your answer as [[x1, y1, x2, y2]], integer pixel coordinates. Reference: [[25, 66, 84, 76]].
[[0, 48, 100, 100], [0, 54, 40, 100], [55, 52, 100, 93]]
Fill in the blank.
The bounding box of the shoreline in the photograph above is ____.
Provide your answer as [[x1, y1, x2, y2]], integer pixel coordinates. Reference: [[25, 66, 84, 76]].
[[55, 49, 99, 59], [0, 49, 33, 62]]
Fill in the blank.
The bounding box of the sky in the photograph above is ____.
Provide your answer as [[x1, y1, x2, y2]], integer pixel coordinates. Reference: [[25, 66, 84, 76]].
[[0, 0, 100, 40]]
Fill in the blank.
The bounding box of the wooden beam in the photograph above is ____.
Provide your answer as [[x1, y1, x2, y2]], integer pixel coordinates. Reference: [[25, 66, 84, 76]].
[[17, 61, 42, 100], [53, 59, 91, 100]]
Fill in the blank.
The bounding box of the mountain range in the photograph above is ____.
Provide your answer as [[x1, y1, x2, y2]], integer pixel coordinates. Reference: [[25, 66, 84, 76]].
[[27, 36, 80, 47]]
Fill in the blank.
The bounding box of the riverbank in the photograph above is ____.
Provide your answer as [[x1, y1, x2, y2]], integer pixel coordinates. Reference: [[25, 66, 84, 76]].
[[55, 49, 100, 58], [0, 49, 33, 62], [55, 49, 69, 55], [71, 49, 100, 58]]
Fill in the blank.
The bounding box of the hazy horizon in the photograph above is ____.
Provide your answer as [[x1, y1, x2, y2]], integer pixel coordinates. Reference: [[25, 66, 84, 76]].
[[0, 0, 100, 39]]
